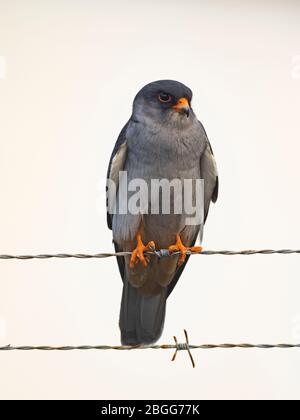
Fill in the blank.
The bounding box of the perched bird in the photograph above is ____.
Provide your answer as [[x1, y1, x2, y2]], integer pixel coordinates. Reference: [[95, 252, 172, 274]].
[[107, 80, 218, 345]]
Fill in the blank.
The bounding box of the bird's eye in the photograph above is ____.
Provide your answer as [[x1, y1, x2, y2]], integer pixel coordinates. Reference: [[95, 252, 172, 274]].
[[158, 93, 172, 103]]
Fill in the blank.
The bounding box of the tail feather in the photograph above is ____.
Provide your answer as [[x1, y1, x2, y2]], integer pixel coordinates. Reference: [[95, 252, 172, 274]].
[[119, 280, 167, 345]]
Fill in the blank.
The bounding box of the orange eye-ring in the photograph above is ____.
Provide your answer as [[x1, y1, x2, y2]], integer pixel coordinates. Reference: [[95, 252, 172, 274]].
[[158, 93, 172, 103]]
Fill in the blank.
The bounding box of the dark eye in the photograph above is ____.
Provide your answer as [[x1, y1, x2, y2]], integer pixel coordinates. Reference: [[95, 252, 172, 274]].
[[158, 92, 172, 103]]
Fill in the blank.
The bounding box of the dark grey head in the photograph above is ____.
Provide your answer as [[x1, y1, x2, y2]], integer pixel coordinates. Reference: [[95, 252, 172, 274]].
[[132, 80, 194, 124]]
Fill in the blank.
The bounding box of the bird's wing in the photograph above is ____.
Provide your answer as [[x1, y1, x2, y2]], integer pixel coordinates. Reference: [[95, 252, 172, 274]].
[[106, 122, 129, 280], [106, 121, 129, 230], [201, 138, 219, 223]]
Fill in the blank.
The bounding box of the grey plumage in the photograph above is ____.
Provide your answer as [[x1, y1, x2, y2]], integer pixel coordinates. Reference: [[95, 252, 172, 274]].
[[107, 80, 218, 345]]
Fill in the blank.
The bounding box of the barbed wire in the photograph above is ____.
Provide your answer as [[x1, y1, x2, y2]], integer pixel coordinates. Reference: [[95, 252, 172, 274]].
[[1, 250, 300, 367], [1, 330, 300, 368], [1, 343, 299, 351], [0, 248, 299, 260]]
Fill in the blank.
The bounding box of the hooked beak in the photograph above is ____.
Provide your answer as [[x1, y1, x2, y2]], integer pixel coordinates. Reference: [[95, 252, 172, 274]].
[[172, 97, 190, 117]]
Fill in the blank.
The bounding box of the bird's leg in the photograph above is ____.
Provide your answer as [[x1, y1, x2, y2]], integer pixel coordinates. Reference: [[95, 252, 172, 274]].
[[168, 234, 202, 266], [130, 233, 156, 268]]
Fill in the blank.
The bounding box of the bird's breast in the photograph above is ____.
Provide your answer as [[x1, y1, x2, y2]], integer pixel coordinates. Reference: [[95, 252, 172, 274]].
[[126, 123, 203, 178]]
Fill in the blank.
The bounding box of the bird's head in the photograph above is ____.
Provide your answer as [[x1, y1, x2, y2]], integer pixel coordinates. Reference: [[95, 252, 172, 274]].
[[132, 80, 194, 125]]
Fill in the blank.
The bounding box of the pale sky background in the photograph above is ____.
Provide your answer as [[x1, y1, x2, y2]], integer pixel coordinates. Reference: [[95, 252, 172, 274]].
[[0, 0, 300, 400]]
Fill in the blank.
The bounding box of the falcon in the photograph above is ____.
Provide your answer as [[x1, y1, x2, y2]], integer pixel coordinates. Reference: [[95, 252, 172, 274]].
[[107, 80, 218, 345]]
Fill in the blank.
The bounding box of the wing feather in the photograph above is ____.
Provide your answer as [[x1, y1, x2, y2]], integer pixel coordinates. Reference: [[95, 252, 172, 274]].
[[106, 122, 129, 230], [201, 139, 219, 222]]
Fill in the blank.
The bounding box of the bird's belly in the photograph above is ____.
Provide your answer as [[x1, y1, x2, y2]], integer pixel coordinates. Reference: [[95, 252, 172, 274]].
[[143, 214, 197, 249], [126, 165, 200, 248]]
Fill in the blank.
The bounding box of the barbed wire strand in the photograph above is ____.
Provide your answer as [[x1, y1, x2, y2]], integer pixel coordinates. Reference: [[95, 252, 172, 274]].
[[1, 329, 300, 368], [0, 249, 300, 260], [2, 344, 299, 351]]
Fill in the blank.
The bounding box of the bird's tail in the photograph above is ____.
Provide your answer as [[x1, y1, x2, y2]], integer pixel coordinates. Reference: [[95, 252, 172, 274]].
[[119, 280, 167, 345]]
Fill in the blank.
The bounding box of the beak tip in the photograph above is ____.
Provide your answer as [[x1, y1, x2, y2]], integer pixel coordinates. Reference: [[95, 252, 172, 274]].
[[173, 97, 190, 117]]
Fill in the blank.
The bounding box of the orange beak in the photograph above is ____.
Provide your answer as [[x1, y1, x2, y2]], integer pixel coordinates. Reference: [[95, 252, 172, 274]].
[[172, 97, 190, 117]]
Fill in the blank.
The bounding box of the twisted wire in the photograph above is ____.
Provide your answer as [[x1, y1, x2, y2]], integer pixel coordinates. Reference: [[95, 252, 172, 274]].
[[1, 343, 299, 351], [0, 249, 299, 260]]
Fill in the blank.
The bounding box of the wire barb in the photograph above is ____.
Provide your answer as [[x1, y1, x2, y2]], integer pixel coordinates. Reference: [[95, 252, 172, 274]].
[[172, 330, 195, 368]]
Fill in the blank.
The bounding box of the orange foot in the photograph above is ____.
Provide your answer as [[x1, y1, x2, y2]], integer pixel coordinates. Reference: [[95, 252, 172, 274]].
[[130, 233, 156, 268], [168, 234, 202, 267]]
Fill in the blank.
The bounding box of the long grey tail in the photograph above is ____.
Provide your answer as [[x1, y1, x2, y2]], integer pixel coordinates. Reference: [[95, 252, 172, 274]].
[[119, 280, 167, 345]]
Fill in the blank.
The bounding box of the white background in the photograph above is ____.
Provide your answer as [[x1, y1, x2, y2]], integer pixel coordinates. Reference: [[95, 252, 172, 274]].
[[0, 0, 300, 400]]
